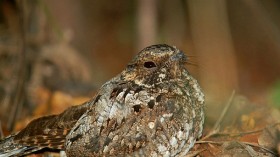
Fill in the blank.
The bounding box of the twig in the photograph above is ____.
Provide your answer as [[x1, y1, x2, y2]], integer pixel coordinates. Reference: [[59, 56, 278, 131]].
[[238, 142, 259, 157], [240, 142, 276, 156], [0, 121, 3, 139], [201, 90, 235, 140], [186, 149, 206, 157], [196, 140, 277, 156], [214, 129, 262, 137], [206, 122, 280, 137], [196, 140, 224, 144], [212, 90, 235, 131], [7, 0, 27, 131]]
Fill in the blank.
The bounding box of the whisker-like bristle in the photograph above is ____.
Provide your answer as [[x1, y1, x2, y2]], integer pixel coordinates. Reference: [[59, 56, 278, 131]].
[[184, 61, 198, 67]]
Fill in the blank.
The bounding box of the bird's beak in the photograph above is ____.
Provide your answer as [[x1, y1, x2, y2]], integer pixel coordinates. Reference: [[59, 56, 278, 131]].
[[171, 51, 187, 62]]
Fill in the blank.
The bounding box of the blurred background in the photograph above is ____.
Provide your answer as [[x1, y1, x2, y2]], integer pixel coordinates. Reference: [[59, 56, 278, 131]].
[[0, 0, 280, 136]]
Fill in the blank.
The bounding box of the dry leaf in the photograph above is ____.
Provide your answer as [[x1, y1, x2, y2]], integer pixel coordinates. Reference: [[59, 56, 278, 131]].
[[258, 124, 280, 151]]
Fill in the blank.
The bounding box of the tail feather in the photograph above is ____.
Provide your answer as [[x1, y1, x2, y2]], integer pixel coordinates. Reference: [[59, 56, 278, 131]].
[[0, 134, 66, 157], [0, 135, 38, 157], [0, 102, 90, 156]]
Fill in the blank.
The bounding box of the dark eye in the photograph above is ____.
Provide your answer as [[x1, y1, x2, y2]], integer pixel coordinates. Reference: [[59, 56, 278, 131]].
[[144, 61, 156, 68]]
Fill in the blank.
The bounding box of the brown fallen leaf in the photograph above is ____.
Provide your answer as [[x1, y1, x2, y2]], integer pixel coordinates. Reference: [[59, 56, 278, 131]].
[[258, 123, 280, 152]]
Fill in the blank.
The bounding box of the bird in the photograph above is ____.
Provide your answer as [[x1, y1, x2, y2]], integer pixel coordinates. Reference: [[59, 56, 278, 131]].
[[0, 44, 205, 157]]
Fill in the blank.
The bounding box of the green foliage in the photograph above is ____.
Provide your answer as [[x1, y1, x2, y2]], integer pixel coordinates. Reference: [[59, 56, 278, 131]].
[[270, 81, 280, 109]]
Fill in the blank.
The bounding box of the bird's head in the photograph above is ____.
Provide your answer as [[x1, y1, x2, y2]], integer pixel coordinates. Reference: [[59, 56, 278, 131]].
[[121, 44, 188, 86]]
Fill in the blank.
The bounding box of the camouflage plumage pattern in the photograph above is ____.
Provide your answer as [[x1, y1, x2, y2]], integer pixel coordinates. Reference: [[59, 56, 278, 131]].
[[0, 44, 204, 157]]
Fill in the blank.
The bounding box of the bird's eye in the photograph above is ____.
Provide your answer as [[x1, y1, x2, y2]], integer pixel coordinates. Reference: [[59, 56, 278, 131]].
[[144, 61, 156, 68]]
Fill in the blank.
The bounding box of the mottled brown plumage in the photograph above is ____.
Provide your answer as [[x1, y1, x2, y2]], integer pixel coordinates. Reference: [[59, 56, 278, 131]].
[[0, 44, 204, 157]]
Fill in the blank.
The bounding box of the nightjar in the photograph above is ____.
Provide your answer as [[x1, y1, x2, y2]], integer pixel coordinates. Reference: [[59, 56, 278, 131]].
[[0, 44, 204, 157]]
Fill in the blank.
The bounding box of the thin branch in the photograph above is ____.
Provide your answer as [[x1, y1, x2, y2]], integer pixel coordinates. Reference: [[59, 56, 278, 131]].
[[196, 140, 277, 156], [207, 122, 280, 137], [240, 142, 276, 156], [0, 122, 3, 139], [238, 142, 259, 157], [214, 129, 262, 137], [213, 90, 235, 131], [196, 140, 224, 144], [7, 0, 27, 131], [201, 90, 235, 140], [186, 149, 206, 157]]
